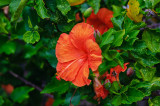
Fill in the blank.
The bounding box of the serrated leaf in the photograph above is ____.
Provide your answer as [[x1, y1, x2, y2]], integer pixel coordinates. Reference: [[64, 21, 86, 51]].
[[100, 29, 114, 47], [87, 0, 100, 14], [151, 77, 160, 87], [56, 0, 71, 15], [135, 63, 156, 81], [23, 31, 40, 44], [11, 86, 34, 103], [34, 0, 49, 19], [131, 50, 159, 67], [110, 81, 121, 93], [111, 15, 124, 30], [102, 50, 118, 61], [112, 29, 125, 47], [120, 86, 129, 94], [10, 0, 28, 22], [112, 95, 122, 106], [148, 96, 160, 106], [130, 79, 140, 86], [142, 30, 160, 53], [41, 77, 70, 94], [126, 88, 145, 103]]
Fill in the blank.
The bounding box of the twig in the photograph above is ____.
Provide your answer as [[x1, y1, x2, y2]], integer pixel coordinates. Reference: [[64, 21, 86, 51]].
[[8, 71, 54, 98], [70, 88, 78, 105]]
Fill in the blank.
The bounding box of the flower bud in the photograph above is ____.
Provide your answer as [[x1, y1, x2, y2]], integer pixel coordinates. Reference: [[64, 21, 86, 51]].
[[83, 7, 93, 18], [104, 79, 111, 89], [127, 67, 134, 77]]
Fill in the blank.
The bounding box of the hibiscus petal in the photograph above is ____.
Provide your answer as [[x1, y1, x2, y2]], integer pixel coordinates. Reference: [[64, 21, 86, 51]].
[[97, 8, 113, 25], [72, 61, 91, 87], [70, 23, 95, 50], [56, 56, 87, 81], [56, 33, 85, 63], [85, 39, 102, 71]]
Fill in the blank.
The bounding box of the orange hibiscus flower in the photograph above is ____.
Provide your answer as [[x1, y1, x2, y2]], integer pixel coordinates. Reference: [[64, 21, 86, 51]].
[[1, 84, 14, 94], [106, 63, 129, 83], [56, 23, 102, 87], [86, 8, 113, 34], [45, 97, 54, 106]]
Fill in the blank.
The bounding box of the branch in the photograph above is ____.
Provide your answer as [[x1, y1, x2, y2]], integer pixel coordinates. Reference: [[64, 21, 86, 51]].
[[8, 71, 54, 99]]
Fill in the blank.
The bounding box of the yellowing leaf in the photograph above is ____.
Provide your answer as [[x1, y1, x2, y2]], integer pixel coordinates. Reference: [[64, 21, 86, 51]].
[[67, 0, 86, 6], [127, 0, 143, 22]]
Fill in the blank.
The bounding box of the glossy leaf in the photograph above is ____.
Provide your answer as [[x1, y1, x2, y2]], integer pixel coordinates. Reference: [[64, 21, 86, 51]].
[[56, 0, 71, 15], [34, 0, 49, 19], [10, 0, 28, 22], [142, 30, 160, 53], [11, 86, 34, 103], [41, 77, 70, 94], [23, 31, 40, 44], [87, 0, 100, 14]]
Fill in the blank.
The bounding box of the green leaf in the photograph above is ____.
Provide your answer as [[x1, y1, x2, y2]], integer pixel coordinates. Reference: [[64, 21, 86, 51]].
[[11, 86, 34, 103], [142, 30, 160, 53], [121, 93, 132, 104], [41, 77, 70, 94], [34, 0, 50, 19], [102, 50, 118, 61], [112, 29, 125, 47], [23, 31, 40, 44], [120, 86, 129, 94], [112, 95, 122, 106], [0, 13, 11, 34], [151, 77, 160, 87], [56, 0, 71, 15], [87, 0, 100, 14], [45, 0, 56, 13], [0, 41, 16, 55], [112, 5, 122, 17], [135, 63, 156, 81], [111, 15, 124, 30], [57, 22, 74, 32], [0, 96, 4, 105], [22, 6, 39, 30], [64, 91, 81, 105], [0, 0, 11, 7], [110, 81, 121, 93], [24, 42, 43, 58], [130, 79, 140, 86], [43, 49, 58, 68], [98, 60, 118, 75], [100, 29, 114, 47], [148, 96, 160, 106], [144, 0, 160, 8], [114, 54, 124, 68], [131, 50, 159, 67], [10, 0, 28, 22], [126, 88, 145, 103]]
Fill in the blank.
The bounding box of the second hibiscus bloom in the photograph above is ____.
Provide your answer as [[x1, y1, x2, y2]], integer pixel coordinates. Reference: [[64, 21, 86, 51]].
[[86, 8, 113, 34]]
